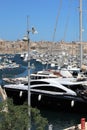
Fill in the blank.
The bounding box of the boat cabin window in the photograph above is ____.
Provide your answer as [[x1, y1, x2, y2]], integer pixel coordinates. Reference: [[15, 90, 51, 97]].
[[24, 83, 28, 85], [31, 81, 49, 85], [30, 75, 53, 79], [24, 81, 49, 86], [64, 84, 85, 91], [32, 86, 66, 92], [31, 76, 46, 79]]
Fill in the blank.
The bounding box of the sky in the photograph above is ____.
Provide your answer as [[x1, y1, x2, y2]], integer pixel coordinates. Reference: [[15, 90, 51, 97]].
[[0, 0, 87, 42]]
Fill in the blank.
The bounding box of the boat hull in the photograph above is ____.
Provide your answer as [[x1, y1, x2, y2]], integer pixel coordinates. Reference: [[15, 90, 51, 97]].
[[4, 88, 87, 112]]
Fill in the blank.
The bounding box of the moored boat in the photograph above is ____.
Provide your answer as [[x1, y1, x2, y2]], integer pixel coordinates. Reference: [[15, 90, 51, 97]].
[[1, 77, 87, 111]]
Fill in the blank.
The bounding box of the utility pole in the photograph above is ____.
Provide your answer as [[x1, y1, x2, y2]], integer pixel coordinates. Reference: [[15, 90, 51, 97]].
[[23, 16, 37, 130]]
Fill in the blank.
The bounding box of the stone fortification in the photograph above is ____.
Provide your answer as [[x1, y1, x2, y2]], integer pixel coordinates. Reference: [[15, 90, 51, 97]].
[[0, 40, 87, 55]]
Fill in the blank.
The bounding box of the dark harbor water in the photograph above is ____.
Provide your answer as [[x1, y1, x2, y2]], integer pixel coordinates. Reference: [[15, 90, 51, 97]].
[[0, 54, 87, 130], [40, 108, 87, 130]]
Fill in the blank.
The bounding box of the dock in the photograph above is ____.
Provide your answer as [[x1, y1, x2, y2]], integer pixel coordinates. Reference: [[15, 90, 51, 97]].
[[64, 118, 87, 130]]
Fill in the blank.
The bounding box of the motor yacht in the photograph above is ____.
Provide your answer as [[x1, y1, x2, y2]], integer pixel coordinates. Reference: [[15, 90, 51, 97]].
[[1, 77, 87, 109]]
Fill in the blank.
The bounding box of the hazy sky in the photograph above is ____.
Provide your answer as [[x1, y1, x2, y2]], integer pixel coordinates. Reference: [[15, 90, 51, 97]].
[[0, 0, 87, 42]]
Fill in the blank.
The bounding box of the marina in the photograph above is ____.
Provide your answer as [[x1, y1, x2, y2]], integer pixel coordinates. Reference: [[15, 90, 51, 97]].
[[0, 53, 87, 130], [1, 0, 87, 130]]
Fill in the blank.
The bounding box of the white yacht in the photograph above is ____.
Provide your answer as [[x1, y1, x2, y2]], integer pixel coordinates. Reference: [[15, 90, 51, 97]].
[[1, 77, 87, 109]]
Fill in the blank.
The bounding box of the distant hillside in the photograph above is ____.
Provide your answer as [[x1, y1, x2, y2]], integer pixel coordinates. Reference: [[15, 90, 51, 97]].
[[0, 40, 87, 55]]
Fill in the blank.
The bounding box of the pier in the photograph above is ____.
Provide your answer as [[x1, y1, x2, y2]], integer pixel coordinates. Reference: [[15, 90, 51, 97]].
[[64, 118, 87, 130]]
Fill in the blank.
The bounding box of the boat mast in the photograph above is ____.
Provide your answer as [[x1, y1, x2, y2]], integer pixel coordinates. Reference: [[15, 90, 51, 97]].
[[79, 0, 83, 68]]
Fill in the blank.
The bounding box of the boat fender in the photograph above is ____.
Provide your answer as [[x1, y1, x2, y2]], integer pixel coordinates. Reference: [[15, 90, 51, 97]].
[[38, 94, 41, 101], [71, 100, 74, 107], [19, 91, 23, 97]]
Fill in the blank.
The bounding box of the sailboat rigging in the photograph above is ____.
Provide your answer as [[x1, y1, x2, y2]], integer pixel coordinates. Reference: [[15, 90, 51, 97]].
[[79, 0, 83, 68]]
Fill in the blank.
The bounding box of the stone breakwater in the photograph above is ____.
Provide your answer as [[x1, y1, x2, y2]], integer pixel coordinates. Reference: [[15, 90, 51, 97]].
[[0, 40, 87, 55]]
